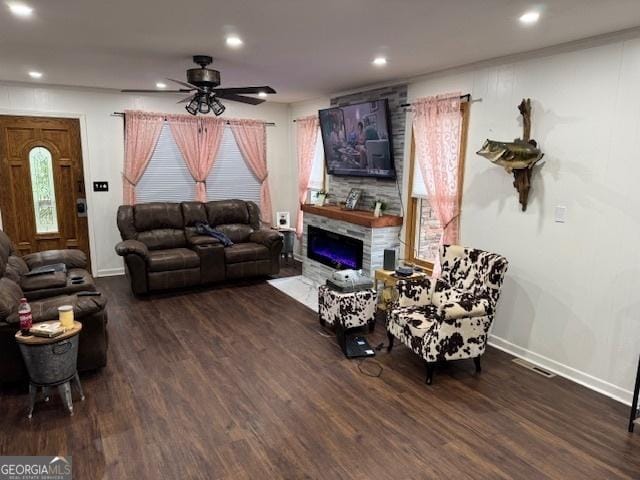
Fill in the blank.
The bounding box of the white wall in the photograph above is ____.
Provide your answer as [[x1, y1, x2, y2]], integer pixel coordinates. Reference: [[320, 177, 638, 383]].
[[0, 82, 292, 277], [406, 35, 640, 404]]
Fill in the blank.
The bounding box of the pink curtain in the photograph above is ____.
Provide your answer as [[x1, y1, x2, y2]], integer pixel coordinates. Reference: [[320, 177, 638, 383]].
[[168, 116, 225, 201], [295, 115, 319, 238], [229, 120, 272, 226], [412, 93, 463, 274], [123, 110, 164, 204]]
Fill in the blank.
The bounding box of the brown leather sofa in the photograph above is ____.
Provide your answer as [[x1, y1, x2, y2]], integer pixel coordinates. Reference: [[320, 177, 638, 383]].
[[0, 232, 108, 383], [115, 199, 283, 295]]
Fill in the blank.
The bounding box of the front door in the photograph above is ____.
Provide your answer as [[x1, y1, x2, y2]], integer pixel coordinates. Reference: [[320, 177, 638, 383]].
[[0, 115, 91, 272]]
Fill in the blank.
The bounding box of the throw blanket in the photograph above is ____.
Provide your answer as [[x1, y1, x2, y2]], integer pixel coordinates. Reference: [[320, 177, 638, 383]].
[[194, 221, 234, 247]]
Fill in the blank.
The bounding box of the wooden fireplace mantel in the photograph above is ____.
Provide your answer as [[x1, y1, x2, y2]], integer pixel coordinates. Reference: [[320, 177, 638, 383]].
[[301, 204, 403, 228]]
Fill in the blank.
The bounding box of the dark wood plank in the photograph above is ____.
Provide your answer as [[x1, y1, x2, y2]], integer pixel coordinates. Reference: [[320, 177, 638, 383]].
[[1, 265, 639, 479], [301, 204, 403, 228]]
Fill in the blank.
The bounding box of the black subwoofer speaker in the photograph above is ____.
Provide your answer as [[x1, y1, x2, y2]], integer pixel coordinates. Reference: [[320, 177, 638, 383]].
[[383, 248, 397, 271]]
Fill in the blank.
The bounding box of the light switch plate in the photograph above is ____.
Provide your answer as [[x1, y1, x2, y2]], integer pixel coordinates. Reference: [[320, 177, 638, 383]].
[[93, 181, 109, 192], [554, 206, 567, 223]]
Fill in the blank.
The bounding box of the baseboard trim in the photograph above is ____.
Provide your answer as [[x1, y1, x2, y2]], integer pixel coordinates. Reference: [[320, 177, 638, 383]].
[[96, 267, 125, 278], [488, 334, 633, 406]]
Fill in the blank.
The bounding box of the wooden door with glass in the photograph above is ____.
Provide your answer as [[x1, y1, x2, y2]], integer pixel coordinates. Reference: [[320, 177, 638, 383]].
[[0, 115, 91, 271]]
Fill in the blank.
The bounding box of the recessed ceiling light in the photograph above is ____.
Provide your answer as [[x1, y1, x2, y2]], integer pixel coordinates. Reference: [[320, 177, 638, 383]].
[[519, 11, 540, 25], [28, 71, 42, 79], [225, 35, 243, 48], [8, 2, 33, 17], [258, 91, 267, 98], [156, 82, 167, 89], [372, 57, 387, 67]]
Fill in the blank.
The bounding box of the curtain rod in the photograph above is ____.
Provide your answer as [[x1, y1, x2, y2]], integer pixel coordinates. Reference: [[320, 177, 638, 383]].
[[111, 112, 276, 126], [400, 93, 477, 108], [291, 94, 477, 122]]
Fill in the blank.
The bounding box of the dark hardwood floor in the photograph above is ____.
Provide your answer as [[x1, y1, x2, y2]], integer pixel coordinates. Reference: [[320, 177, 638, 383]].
[[1, 262, 640, 479]]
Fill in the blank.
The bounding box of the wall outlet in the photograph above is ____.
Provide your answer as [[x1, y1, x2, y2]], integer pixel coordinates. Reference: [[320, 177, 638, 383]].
[[93, 181, 109, 192], [554, 205, 567, 223]]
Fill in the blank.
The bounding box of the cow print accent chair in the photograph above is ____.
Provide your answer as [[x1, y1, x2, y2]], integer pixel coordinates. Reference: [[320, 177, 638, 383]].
[[318, 285, 377, 332], [386, 245, 508, 385]]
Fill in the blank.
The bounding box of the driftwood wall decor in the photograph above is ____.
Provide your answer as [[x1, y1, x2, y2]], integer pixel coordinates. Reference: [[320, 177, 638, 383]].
[[476, 98, 544, 211]]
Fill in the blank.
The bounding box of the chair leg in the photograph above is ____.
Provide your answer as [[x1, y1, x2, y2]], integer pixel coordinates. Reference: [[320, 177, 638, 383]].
[[386, 331, 394, 352], [474, 356, 482, 374], [425, 362, 435, 385]]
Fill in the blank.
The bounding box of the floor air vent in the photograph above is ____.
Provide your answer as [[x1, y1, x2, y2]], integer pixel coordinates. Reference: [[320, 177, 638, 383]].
[[512, 358, 556, 378]]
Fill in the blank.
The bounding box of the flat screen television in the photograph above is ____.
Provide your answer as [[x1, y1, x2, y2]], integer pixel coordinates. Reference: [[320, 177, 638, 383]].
[[319, 99, 395, 179]]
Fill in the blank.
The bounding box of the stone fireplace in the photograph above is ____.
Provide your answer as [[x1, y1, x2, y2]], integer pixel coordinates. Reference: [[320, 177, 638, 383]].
[[301, 205, 402, 284]]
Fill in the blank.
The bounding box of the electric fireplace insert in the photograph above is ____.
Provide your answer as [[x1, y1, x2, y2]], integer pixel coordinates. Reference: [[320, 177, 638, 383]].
[[307, 225, 363, 270]]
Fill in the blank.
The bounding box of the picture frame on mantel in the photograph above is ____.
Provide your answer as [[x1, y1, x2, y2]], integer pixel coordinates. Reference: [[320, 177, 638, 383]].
[[344, 188, 362, 210]]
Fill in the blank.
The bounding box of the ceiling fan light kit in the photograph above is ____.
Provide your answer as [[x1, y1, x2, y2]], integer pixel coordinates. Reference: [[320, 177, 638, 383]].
[[121, 55, 276, 116]]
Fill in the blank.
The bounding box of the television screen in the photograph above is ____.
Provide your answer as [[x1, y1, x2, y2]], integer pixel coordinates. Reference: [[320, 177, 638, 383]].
[[319, 99, 395, 179]]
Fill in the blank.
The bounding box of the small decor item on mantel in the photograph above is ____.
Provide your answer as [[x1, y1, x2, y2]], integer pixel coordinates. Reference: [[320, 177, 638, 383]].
[[344, 188, 362, 210], [372, 200, 387, 218], [476, 98, 544, 211]]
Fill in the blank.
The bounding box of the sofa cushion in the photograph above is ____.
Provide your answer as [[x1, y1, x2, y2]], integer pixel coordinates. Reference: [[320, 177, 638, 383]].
[[214, 224, 252, 244], [21, 271, 67, 291], [224, 242, 270, 264], [0, 230, 13, 264], [147, 248, 200, 272], [31, 293, 107, 323], [391, 305, 438, 338], [134, 203, 184, 231], [206, 200, 249, 226], [137, 229, 186, 250], [0, 277, 24, 324], [181, 202, 207, 227]]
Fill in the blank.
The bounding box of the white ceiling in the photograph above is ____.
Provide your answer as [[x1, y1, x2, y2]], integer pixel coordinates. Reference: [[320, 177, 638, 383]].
[[1, 0, 640, 103]]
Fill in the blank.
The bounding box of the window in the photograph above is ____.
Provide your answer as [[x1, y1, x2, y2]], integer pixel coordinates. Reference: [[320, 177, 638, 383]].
[[206, 127, 260, 203], [405, 102, 469, 271], [28, 146, 59, 233], [136, 124, 196, 203], [308, 128, 325, 191], [136, 124, 262, 206]]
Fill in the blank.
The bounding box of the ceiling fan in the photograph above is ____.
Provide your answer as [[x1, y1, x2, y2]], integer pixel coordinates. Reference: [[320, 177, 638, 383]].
[[121, 55, 276, 116]]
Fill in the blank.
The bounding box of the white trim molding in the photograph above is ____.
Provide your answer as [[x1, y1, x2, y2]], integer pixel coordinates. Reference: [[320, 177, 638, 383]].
[[488, 334, 633, 406], [96, 267, 125, 278]]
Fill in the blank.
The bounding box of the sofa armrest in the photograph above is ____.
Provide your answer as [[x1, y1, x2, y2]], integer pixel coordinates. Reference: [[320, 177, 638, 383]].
[[187, 235, 222, 247], [23, 249, 87, 270], [393, 277, 434, 309], [115, 240, 149, 259], [432, 280, 492, 320], [249, 229, 283, 249]]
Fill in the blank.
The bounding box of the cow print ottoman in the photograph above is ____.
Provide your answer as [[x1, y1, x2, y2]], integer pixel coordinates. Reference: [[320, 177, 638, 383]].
[[318, 285, 377, 332]]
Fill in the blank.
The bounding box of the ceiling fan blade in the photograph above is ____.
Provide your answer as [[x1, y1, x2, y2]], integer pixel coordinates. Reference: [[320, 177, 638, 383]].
[[167, 78, 205, 92], [177, 94, 196, 104], [213, 86, 276, 95], [216, 93, 266, 105], [121, 89, 190, 93]]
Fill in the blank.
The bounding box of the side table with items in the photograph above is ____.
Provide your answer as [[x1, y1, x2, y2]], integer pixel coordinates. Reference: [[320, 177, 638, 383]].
[[15, 320, 85, 418], [374, 268, 429, 312], [275, 227, 295, 261]]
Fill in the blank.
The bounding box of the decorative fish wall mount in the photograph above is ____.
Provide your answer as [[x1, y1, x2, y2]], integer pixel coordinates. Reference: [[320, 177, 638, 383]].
[[476, 99, 544, 211]]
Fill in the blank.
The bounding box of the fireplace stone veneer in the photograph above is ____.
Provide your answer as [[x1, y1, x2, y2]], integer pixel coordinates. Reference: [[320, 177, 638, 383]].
[[302, 212, 401, 285]]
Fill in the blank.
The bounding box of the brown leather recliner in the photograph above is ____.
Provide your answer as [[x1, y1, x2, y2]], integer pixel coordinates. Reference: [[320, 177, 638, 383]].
[[0, 233, 108, 383], [115, 199, 283, 295], [0, 230, 97, 300]]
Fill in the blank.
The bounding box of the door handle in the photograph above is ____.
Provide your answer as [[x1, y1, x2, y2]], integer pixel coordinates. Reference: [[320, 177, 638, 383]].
[[76, 198, 87, 217]]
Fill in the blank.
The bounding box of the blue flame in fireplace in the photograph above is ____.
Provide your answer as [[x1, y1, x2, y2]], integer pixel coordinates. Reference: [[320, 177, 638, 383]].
[[311, 247, 358, 269]]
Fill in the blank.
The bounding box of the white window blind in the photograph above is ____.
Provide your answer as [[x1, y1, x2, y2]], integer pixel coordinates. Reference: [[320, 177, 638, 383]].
[[206, 127, 260, 204], [412, 160, 428, 198], [308, 128, 325, 190], [136, 124, 196, 203]]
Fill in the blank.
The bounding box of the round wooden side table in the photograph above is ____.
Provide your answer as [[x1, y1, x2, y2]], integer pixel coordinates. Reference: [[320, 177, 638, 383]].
[[15, 321, 85, 418]]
